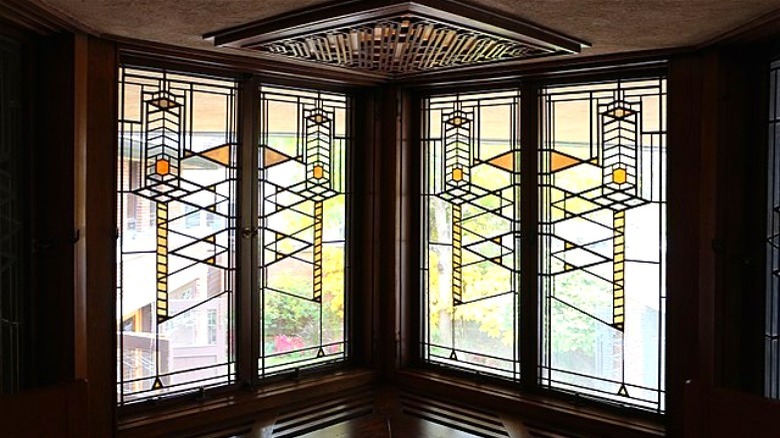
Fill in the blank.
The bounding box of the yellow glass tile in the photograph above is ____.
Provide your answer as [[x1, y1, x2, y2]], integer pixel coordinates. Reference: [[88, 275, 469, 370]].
[[452, 167, 463, 181], [612, 168, 627, 184]]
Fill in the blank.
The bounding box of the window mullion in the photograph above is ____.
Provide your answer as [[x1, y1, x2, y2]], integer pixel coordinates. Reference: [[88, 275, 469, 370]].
[[520, 81, 540, 391], [238, 75, 261, 386]]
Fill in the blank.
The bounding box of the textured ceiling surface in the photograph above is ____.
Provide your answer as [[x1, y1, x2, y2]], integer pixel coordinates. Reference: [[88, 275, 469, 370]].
[[37, 0, 780, 63]]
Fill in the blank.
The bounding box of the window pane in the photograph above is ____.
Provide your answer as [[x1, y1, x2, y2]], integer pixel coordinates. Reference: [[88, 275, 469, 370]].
[[421, 90, 521, 380], [258, 86, 349, 376], [117, 67, 237, 405], [767, 59, 780, 399], [539, 78, 667, 412]]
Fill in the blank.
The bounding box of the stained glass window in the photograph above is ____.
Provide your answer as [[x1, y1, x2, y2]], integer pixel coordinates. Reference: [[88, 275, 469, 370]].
[[117, 67, 237, 404], [421, 90, 521, 379], [258, 86, 349, 376], [766, 59, 780, 399], [539, 78, 667, 411]]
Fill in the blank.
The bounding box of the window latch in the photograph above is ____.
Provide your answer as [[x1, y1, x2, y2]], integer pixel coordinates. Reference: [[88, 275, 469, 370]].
[[33, 229, 81, 253]]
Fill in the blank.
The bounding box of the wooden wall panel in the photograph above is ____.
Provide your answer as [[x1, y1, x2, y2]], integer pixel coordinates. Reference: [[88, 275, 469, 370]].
[[666, 52, 707, 438], [29, 32, 76, 388], [76, 35, 118, 438]]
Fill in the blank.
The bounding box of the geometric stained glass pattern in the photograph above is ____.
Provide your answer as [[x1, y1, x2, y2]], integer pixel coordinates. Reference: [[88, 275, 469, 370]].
[[258, 86, 349, 377], [421, 90, 521, 380], [540, 78, 667, 412], [117, 67, 237, 405], [766, 59, 780, 400]]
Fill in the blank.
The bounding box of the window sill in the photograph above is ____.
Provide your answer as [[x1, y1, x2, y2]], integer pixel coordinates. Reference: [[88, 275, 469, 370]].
[[394, 368, 665, 438], [117, 367, 378, 438]]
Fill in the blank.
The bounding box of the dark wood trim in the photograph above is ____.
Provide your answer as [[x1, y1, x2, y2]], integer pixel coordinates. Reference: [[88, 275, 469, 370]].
[[113, 35, 384, 88], [666, 52, 708, 437], [81, 36, 119, 438], [712, 47, 767, 394], [204, 0, 587, 54], [73, 31, 89, 387], [396, 369, 664, 438], [0, 379, 89, 437], [377, 86, 402, 378], [405, 92, 423, 370], [399, 49, 674, 89], [519, 81, 539, 391], [0, 0, 85, 36], [397, 87, 415, 371], [29, 30, 77, 388], [117, 369, 377, 438], [238, 75, 261, 387], [698, 7, 780, 48], [351, 89, 380, 367]]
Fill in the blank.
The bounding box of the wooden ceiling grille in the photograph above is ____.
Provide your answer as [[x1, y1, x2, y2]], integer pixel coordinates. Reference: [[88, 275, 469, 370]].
[[205, 0, 588, 80], [259, 17, 550, 74]]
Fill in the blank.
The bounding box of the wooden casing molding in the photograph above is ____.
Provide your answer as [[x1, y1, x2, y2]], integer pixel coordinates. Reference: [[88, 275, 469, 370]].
[[204, 0, 589, 80], [204, 0, 588, 52]]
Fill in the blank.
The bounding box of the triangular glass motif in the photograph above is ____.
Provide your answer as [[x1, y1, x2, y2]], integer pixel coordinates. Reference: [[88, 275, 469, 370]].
[[317, 348, 325, 358], [449, 350, 458, 361], [200, 144, 232, 166], [551, 151, 583, 172], [617, 383, 629, 397], [152, 377, 164, 390], [264, 147, 294, 167], [487, 151, 514, 172]]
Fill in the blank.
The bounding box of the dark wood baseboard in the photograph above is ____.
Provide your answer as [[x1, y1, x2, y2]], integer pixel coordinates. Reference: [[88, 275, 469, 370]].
[[117, 368, 378, 438], [393, 369, 664, 438]]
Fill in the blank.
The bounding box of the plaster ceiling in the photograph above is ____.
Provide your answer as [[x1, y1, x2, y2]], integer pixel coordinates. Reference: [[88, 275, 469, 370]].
[[37, 0, 780, 64]]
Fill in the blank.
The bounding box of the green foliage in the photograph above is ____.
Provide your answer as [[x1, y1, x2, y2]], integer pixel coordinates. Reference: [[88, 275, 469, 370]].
[[263, 194, 346, 357]]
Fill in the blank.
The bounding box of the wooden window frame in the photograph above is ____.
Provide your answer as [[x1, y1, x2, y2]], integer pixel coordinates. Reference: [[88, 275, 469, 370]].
[[113, 51, 382, 436], [386, 68, 670, 438], [94, 36, 700, 437]]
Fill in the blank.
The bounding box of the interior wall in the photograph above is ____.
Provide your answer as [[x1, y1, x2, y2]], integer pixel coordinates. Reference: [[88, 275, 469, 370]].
[[4, 11, 780, 437]]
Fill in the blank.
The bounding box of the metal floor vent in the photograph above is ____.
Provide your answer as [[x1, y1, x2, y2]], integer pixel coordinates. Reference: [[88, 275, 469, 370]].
[[271, 389, 374, 437], [399, 391, 509, 438]]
